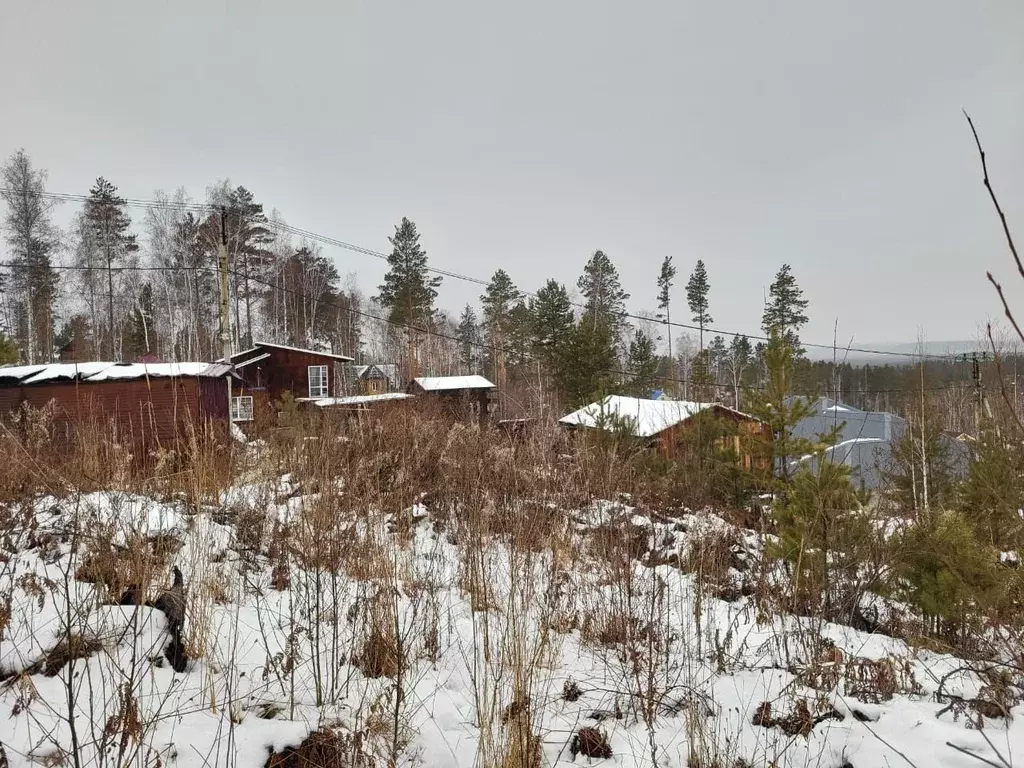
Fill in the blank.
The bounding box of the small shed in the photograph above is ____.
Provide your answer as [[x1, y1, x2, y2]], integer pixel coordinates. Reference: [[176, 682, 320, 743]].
[[560, 395, 769, 470], [406, 375, 496, 426], [225, 341, 354, 428], [0, 361, 235, 456]]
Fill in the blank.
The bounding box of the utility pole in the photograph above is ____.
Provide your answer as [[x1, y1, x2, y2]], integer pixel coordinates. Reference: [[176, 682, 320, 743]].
[[955, 351, 991, 438], [218, 206, 232, 363], [218, 207, 233, 422]]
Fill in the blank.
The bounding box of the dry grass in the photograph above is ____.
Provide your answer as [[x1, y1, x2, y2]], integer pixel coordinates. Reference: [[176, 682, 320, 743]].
[[4, 390, 1024, 767]]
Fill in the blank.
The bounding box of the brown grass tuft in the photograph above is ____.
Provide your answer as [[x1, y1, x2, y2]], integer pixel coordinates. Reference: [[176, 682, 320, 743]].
[[264, 728, 370, 768], [572, 727, 612, 759]]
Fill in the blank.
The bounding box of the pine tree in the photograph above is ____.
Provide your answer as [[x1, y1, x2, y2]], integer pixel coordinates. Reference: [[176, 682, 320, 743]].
[[689, 350, 715, 402], [761, 264, 809, 353], [212, 185, 275, 349], [685, 259, 712, 349], [480, 269, 521, 388], [772, 457, 868, 617], [85, 177, 139, 359], [656, 256, 676, 373], [556, 319, 618, 406], [895, 511, 1003, 637], [626, 328, 659, 397], [577, 250, 630, 341], [708, 335, 727, 387], [0, 333, 17, 365], [575, 251, 629, 396], [506, 300, 534, 373], [54, 314, 92, 361], [456, 304, 481, 373], [376, 217, 441, 377], [1, 150, 60, 363], [959, 433, 1024, 549], [530, 279, 574, 365], [745, 333, 824, 490]]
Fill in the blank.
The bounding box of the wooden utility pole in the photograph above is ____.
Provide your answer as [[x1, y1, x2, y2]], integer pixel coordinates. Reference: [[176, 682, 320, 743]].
[[954, 351, 992, 439], [218, 207, 232, 362], [919, 359, 929, 517], [218, 207, 233, 419]]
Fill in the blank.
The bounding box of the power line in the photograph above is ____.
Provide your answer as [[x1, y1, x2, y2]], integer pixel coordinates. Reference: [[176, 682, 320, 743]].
[[0, 261, 982, 395], [0, 186, 961, 361]]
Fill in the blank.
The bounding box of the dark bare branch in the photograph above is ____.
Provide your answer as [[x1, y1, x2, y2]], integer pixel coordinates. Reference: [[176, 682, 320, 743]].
[[987, 272, 1024, 347], [965, 110, 1023, 281], [986, 322, 1024, 435]]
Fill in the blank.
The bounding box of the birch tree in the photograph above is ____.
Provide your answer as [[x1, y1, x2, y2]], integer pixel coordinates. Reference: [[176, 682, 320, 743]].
[[1, 149, 61, 363]]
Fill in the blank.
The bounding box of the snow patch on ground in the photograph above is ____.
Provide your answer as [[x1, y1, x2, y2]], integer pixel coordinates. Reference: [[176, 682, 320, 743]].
[[0, 490, 1019, 768]]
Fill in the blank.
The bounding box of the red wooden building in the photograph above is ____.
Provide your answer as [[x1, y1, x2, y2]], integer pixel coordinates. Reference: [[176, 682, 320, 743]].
[[0, 362, 235, 455], [560, 395, 771, 472], [406, 375, 496, 426], [224, 342, 354, 426]]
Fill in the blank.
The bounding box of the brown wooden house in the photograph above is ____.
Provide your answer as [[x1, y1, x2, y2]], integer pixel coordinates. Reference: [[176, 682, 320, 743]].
[[0, 361, 235, 456], [58, 336, 91, 363], [348, 364, 398, 395], [224, 342, 354, 428], [406, 375, 496, 426], [560, 395, 770, 472]]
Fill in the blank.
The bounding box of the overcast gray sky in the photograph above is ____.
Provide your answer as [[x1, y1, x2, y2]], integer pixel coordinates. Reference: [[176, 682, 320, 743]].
[[1, 1, 1022, 348]]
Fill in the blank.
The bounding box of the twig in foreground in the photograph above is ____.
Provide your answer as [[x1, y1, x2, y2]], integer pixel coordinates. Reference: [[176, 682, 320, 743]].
[[946, 741, 1010, 768]]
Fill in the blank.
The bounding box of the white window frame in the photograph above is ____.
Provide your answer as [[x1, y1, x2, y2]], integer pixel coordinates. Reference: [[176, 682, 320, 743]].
[[231, 395, 254, 422], [308, 365, 329, 398]]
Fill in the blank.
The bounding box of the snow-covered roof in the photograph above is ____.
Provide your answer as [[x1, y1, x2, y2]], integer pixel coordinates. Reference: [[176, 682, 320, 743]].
[[0, 364, 49, 381], [412, 375, 495, 391], [253, 341, 353, 362], [308, 392, 413, 407], [88, 362, 230, 381], [221, 342, 353, 364], [231, 352, 271, 368], [0, 361, 232, 385], [351, 363, 398, 379], [20, 362, 113, 384], [560, 395, 721, 438]]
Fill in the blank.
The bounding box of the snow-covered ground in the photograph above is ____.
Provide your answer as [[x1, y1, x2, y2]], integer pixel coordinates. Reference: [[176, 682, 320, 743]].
[[0, 487, 1019, 768]]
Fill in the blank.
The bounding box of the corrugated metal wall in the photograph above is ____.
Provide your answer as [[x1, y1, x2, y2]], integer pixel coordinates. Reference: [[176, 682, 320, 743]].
[[0, 377, 228, 454]]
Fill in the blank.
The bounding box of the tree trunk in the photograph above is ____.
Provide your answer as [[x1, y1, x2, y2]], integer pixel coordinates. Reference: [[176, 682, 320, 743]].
[[243, 251, 253, 348]]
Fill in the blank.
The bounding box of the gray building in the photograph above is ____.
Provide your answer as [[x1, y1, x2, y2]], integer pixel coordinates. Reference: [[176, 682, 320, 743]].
[[787, 397, 970, 490]]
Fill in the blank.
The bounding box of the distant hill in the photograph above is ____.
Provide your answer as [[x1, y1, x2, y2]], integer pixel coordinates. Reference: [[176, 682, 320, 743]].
[[804, 340, 986, 365]]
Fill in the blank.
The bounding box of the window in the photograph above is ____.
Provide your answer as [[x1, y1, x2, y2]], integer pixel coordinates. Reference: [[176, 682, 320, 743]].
[[231, 396, 254, 422], [308, 365, 329, 398]]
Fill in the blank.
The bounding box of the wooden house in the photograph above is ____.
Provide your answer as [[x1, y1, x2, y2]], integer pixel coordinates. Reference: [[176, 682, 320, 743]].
[[0, 361, 235, 456], [224, 342, 353, 428], [58, 337, 91, 363], [560, 395, 770, 471], [348, 364, 398, 395], [406, 375, 496, 426]]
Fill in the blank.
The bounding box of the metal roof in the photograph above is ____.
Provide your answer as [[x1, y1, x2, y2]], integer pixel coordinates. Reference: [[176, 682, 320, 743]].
[[0, 361, 234, 385]]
